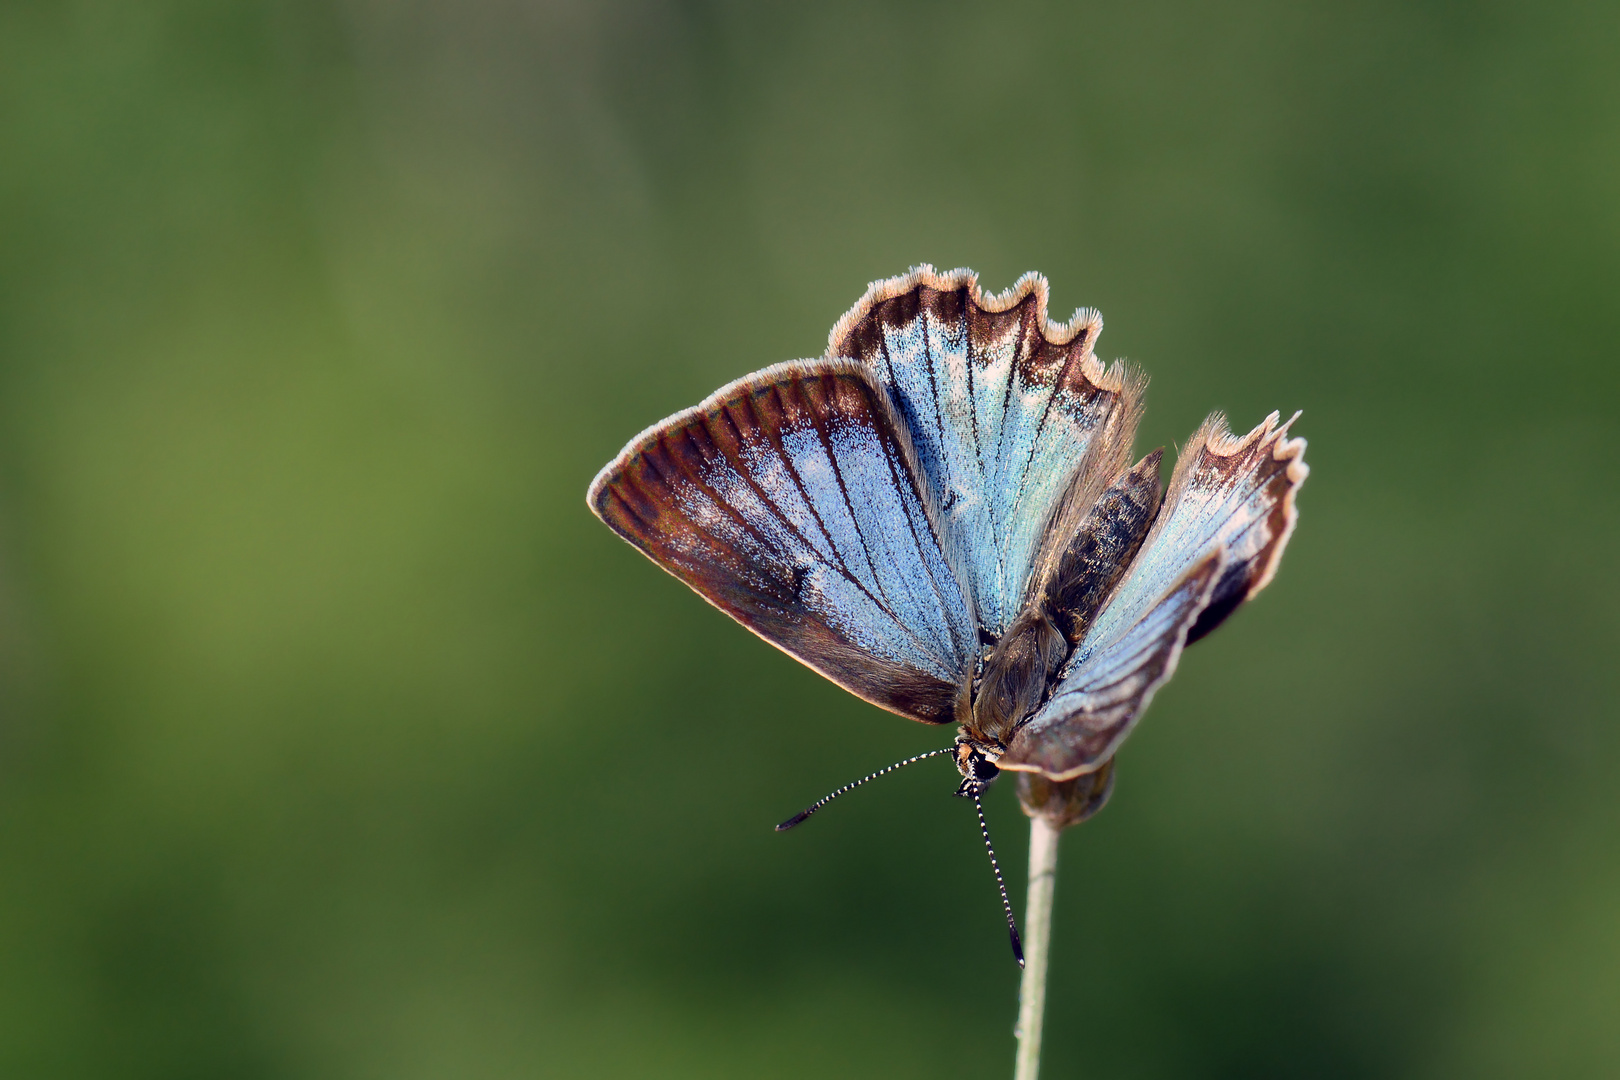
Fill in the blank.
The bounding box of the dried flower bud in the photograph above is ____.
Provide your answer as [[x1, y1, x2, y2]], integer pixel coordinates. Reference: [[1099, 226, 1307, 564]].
[[1016, 758, 1116, 831]]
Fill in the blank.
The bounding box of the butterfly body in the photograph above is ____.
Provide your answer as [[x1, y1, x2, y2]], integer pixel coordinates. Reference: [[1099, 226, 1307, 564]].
[[590, 266, 1307, 805]]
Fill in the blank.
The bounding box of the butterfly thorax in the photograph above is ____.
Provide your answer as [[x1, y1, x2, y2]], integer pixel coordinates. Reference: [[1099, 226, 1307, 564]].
[[949, 608, 1068, 792], [972, 610, 1068, 743]]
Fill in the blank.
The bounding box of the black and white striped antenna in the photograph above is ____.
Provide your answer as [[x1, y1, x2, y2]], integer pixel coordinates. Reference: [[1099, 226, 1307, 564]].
[[775, 747, 955, 831], [973, 791, 1024, 967], [775, 744, 1025, 967]]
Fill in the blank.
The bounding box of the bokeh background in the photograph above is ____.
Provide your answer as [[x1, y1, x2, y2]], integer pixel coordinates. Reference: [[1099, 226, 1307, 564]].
[[2, 1, 1618, 1076]]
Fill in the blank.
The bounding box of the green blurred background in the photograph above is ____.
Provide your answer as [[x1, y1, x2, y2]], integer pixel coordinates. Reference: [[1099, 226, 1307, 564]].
[[2, 1, 1617, 1076]]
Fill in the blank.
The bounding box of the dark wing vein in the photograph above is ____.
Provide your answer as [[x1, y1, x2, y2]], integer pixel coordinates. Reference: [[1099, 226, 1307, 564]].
[[802, 384, 904, 622], [873, 396, 974, 664]]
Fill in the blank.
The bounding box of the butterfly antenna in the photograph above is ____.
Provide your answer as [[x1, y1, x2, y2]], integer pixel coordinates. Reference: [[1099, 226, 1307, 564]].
[[775, 747, 955, 832], [974, 793, 1025, 968]]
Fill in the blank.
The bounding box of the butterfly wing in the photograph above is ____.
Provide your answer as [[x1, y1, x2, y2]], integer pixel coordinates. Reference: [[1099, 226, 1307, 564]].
[[999, 549, 1225, 779], [1000, 410, 1309, 779], [587, 359, 977, 724], [828, 267, 1143, 638]]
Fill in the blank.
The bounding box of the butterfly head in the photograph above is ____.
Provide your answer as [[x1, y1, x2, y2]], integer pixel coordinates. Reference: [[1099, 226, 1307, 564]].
[[953, 735, 1004, 799]]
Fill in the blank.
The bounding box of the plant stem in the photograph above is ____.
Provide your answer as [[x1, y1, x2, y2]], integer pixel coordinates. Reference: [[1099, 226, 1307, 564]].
[[1014, 815, 1060, 1080]]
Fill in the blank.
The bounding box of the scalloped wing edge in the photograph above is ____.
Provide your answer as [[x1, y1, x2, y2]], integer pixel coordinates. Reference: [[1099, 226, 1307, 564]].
[[1180, 407, 1309, 602], [824, 264, 1131, 394]]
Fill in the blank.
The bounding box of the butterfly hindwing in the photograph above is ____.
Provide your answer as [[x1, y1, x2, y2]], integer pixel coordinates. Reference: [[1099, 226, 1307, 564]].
[[1039, 449, 1166, 646], [828, 267, 1143, 638], [1093, 410, 1308, 656], [1001, 411, 1309, 778], [1178, 412, 1310, 643], [588, 359, 977, 723]]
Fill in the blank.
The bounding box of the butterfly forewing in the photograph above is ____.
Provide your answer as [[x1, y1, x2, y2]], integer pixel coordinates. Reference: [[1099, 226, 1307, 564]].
[[1001, 410, 1309, 778], [829, 268, 1142, 638], [588, 359, 976, 723]]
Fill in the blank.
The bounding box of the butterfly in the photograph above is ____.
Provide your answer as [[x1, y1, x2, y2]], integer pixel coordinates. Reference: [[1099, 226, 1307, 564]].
[[587, 267, 1307, 963]]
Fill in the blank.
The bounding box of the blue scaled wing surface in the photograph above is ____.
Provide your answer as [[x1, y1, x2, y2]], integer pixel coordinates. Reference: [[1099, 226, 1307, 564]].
[[587, 359, 977, 724], [1001, 411, 1309, 779], [828, 267, 1144, 639]]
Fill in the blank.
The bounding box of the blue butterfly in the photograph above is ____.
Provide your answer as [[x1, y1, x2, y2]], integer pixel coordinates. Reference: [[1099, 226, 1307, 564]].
[[588, 267, 1307, 962]]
